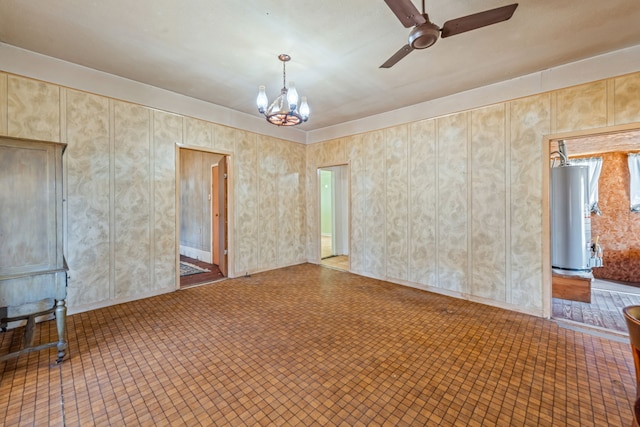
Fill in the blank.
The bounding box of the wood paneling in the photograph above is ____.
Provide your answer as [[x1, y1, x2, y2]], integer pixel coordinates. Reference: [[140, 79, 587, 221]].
[[307, 72, 639, 315], [258, 136, 278, 269], [471, 104, 507, 301], [180, 148, 203, 250], [0, 73, 7, 134], [113, 101, 151, 299], [277, 139, 306, 267], [385, 125, 409, 281], [348, 134, 366, 275], [408, 119, 436, 286], [614, 73, 640, 125], [180, 149, 223, 256], [7, 75, 60, 142], [437, 113, 469, 293], [4, 67, 640, 317], [184, 117, 212, 149], [234, 131, 258, 274], [213, 123, 235, 153], [556, 81, 607, 133], [65, 89, 111, 306], [153, 110, 181, 291], [363, 130, 386, 279], [509, 94, 550, 309]]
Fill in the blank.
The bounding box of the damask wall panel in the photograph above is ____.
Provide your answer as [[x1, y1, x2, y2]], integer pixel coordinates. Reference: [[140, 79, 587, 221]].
[[363, 130, 386, 279], [348, 134, 366, 274], [437, 113, 469, 293], [184, 116, 212, 148], [113, 101, 151, 298], [213, 123, 236, 154], [7, 75, 60, 142], [258, 136, 278, 269], [509, 94, 549, 309], [0, 73, 7, 134], [614, 73, 640, 125], [317, 137, 346, 166], [385, 125, 409, 281], [277, 139, 306, 266], [65, 90, 111, 307], [234, 130, 259, 275], [305, 143, 321, 262], [556, 81, 607, 133], [470, 105, 507, 301], [153, 110, 181, 291], [5, 67, 640, 317], [408, 119, 437, 286]]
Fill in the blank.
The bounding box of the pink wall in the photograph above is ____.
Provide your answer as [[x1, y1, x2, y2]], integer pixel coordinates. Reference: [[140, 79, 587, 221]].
[[591, 152, 640, 284]]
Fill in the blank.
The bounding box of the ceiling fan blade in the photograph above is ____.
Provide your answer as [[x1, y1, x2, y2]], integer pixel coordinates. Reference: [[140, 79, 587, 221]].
[[440, 3, 518, 38], [384, 0, 427, 28], [380, 44, 414, 68]]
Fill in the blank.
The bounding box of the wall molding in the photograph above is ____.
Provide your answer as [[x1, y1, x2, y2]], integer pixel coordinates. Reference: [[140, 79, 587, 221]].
[[0, 43, 307, 144], [307, 45, 640, 143], [2, 42, 639, 146]]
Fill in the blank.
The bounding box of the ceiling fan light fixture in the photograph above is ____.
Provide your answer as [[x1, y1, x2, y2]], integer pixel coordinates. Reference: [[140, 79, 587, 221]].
[[408, 19, 440, 49], [256, 54, 309, 126]]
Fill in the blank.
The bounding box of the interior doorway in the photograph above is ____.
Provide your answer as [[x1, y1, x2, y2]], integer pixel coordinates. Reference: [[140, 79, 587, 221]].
[[319, 165, 349, 271], [546, 127, 640, 333], [178, 147, 229, 288]]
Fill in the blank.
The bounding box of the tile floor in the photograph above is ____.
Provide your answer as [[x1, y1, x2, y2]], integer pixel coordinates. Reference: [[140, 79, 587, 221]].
[[0, 263, 637, 426]]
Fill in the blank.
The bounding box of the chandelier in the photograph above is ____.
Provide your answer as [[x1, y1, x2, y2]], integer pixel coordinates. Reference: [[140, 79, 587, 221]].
[[256, 54, 310, 126]]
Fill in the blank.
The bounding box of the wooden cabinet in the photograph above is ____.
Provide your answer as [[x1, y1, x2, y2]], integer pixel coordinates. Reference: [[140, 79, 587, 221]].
[[0, 136, 67, 363]]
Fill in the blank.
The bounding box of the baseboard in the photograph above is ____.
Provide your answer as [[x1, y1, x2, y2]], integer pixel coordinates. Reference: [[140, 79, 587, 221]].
[[180, 245, 212, 263]]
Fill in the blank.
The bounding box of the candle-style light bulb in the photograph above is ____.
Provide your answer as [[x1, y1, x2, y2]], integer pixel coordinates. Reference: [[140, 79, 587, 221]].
[[257, 85, 268, 113]]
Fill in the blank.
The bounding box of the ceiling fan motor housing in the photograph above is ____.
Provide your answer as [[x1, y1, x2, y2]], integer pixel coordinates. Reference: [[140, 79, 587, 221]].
[[409, 18, 440, 49]]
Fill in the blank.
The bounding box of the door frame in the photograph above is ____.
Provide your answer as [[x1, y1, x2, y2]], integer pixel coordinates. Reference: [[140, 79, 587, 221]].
[[212, 164, 219, 266], [542, 122, 640, 318], [317, 162, 351, 269], [175, 144, 235, 289]]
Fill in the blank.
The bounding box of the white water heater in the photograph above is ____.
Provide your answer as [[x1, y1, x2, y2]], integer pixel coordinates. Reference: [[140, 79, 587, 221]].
[[551, 165, 592, 272]]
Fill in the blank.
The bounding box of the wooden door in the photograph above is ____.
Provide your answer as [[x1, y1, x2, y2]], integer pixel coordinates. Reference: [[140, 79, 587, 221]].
[[212, 165, 219, 265], [217, 156, 228, 277]]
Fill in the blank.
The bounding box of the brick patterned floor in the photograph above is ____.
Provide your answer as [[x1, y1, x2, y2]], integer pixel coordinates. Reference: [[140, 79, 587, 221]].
[[0, 263, 637, 426]]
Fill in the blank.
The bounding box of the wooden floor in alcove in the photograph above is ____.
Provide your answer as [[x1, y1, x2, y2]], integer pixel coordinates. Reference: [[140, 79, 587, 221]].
[[553, 279, 640, 332], [179, 255, 225, 288]]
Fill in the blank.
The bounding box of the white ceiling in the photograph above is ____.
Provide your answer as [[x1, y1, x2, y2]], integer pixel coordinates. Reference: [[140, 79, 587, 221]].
[[1, 0, 640, 131]]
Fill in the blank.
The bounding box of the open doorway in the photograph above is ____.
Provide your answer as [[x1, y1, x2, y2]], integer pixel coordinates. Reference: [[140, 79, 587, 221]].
[[319, 165, 349, 271], [178, 147, 229, 288], [547, 127, 640, 333]]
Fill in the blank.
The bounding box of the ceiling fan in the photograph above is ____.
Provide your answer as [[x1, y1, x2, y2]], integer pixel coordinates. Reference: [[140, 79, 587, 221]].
[[380, 0, 518, 68]]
